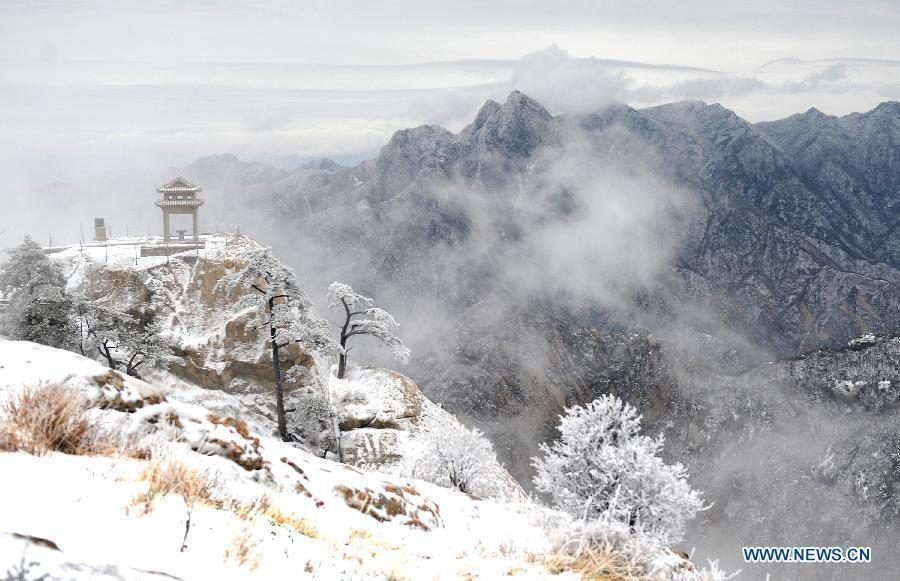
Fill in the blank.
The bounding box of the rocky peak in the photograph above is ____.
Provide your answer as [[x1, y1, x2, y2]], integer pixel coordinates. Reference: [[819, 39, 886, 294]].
[[371, 125, 455, 198], [177, 153, 288, 187], [294, 158, 344, 172], [642, 100, 753, 144], [495, 90, 554, 157], [868, 100, 900, 117], [470, 99, 502, 132], [458, 91, 554, 160], [801, 106, 832, 119]]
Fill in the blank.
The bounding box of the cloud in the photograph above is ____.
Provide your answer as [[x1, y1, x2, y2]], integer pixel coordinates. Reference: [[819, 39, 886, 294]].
[[507, 45, 630, 114], [510, 47, 900, 120]]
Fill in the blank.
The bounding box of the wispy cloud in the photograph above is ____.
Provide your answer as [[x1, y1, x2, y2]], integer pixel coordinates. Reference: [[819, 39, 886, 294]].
[[0, 1, 897, 190]]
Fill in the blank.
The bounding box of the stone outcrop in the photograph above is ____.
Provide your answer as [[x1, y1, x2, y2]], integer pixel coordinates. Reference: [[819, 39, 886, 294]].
[[52, 239, 526, 498], [66, 237, 326, 400], [332, 366, 527, 501]]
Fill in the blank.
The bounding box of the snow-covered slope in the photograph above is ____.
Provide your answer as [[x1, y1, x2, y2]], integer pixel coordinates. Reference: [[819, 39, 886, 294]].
[[0, 340, 727, 580]]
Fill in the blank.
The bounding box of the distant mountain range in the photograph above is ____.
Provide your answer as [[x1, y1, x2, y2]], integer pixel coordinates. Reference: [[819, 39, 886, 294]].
[[170, 95, 899, 498], [198, 93, 900, 352]]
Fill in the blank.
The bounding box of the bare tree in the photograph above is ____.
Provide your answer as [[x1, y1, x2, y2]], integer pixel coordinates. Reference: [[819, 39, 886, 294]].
[[232, 250, 332, 441], [327, 282, 409, 379], [73, 300, 171, 378]]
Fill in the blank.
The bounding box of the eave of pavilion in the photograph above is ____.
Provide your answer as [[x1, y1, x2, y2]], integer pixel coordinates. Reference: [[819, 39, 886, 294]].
[[155, 199, 204, 208], [157, 186, 202, 193]]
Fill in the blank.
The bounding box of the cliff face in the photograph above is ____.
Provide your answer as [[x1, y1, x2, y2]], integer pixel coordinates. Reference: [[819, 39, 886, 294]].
[[61, 236, 326, 400], [50, 237, 523, 496]]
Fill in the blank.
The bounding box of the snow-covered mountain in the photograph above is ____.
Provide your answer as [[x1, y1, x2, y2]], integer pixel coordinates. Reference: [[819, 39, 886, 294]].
[[7, 92, 900, 579], [157, 93, 900, 579]]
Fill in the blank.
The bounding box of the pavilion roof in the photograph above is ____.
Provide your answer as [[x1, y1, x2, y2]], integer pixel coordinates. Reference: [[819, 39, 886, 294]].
[[157, 176, 202, 193]]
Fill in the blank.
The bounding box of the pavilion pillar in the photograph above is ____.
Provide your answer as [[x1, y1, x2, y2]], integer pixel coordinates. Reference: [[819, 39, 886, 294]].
[[192, 209, 199, 241], [163, 210, 171, 242]]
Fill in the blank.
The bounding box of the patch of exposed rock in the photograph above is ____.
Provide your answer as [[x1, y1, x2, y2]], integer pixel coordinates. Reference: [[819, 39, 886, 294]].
[[61, 237, 326, 401], [332, 366, 527, 501]]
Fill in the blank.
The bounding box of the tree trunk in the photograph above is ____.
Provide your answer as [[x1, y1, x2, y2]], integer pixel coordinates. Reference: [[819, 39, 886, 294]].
[[337, 298, 351, 379], [98, 340, 117, 370], [332, 416, 343, 463], [268, 297, 289, 441], [337, 350, 347, 379]]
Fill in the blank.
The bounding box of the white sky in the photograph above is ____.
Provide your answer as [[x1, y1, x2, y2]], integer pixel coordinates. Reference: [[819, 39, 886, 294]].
[[1, 0, 899, 185]]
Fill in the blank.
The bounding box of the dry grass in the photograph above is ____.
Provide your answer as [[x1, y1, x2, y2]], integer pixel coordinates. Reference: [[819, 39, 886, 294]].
[[131, 458, 218, 514], [0, 383, 145, 458], [259, 505, 319, 539], [220, 495, 319, 539], [227, 494, 273, 520], [0, 384, 92, 455], [536, 545, 644, 580], [207, 414, 253, 440], [130, 457, 319, 539], [224, 527, 261, 571]]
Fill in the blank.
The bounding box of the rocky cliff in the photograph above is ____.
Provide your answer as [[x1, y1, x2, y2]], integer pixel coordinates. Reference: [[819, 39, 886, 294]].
[[50, 236, 523, 499]]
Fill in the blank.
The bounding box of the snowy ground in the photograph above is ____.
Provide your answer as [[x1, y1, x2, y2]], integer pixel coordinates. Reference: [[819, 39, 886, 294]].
[[50, 234, 231, 288], [0, 340, 728, 580]]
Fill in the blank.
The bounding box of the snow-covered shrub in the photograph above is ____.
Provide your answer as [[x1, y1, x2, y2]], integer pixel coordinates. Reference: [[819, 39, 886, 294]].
[[543, 518, 644, 579], [0, 235, 66, 299], [72, 300, 174, 379], [0, 236, 74, 347], [0, 384, 137, 456], [402, 422, 499, 498], [289, 390, 338, 456], [532, 394, 703, 545], [544, 516, 734, 581], [1, 294, 75, 349]]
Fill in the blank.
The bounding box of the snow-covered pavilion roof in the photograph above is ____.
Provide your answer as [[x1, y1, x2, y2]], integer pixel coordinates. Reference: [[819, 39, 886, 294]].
[[156, 176, 202, 193]]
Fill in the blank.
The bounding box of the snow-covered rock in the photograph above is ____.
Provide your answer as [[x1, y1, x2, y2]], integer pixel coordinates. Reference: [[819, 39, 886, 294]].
[[56, 236, 325, 398], [47, 237, 526, 493], [333, 366, 527, 501]]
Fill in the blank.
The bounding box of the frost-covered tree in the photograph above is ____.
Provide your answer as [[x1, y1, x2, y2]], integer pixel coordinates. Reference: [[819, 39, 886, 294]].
[[402, 422, 499, 497], [231, 249, 333, 441], [327, 282, 409, 379], [0, 235, 65, 299], [532, 394, 703, 545], [73, 301, 172, 378], [0, 235, 73, 347], [1, 292, 74, 348]]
